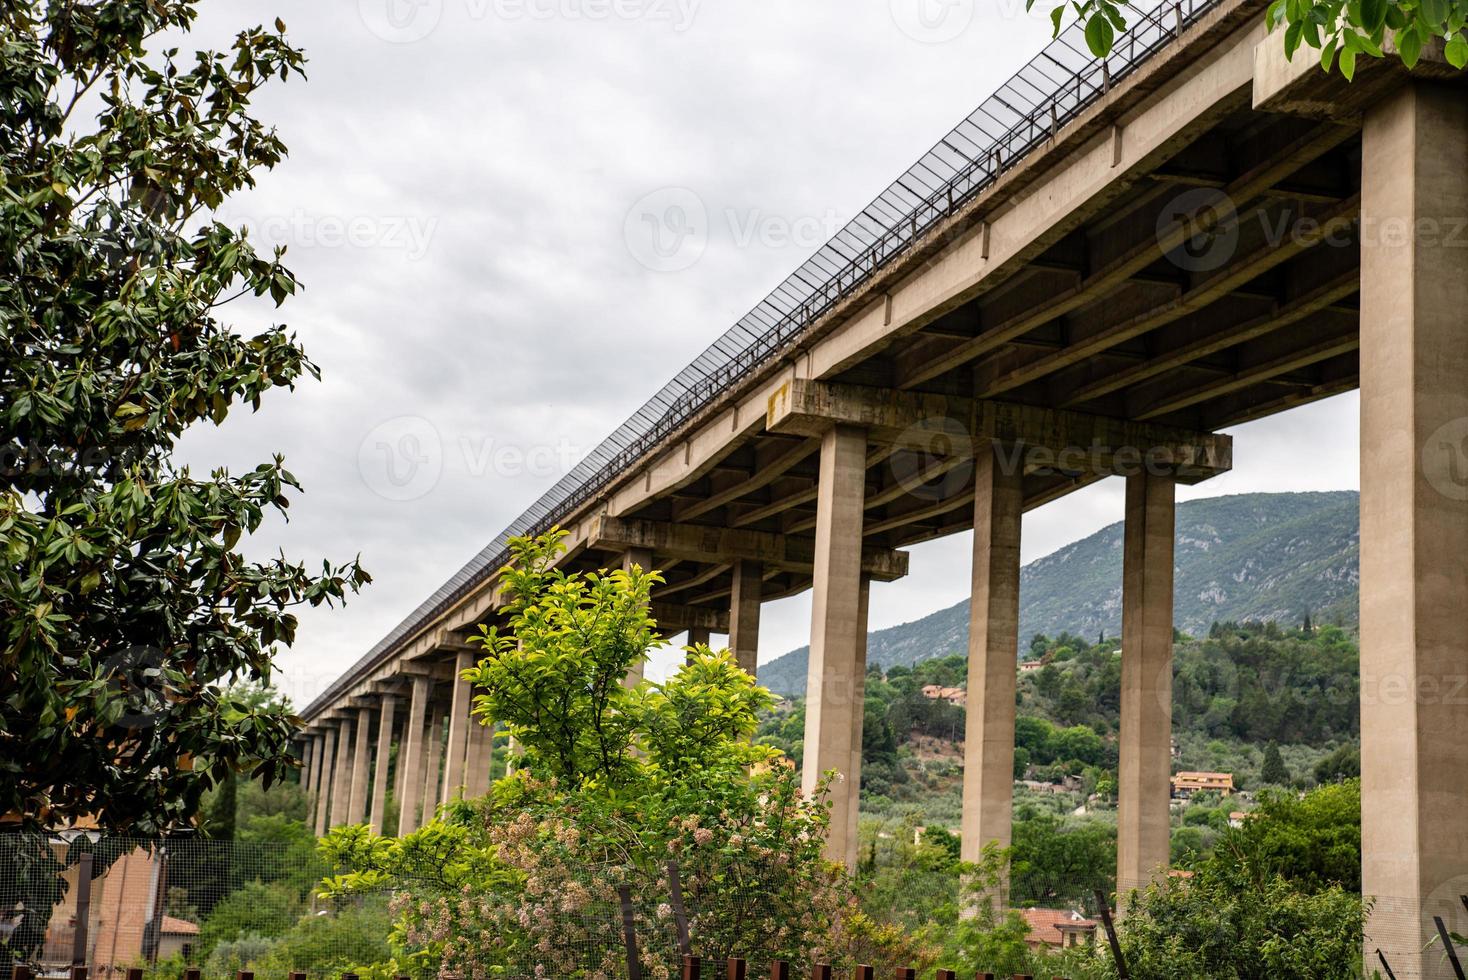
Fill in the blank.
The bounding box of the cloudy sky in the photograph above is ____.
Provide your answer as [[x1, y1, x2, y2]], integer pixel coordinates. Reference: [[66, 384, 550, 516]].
[[177, 0, 1361, 704]]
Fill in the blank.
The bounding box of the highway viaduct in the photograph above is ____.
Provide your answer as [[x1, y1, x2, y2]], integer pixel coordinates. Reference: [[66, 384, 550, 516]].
[[298, 0, 1467, 973]]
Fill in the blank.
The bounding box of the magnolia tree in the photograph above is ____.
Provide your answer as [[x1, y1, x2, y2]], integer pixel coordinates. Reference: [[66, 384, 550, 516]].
[[320, 532, 924, 980]]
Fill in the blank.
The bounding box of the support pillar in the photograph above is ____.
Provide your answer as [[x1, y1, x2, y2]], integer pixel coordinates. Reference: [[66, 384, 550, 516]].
[[465, 714, 493, 797], [959, 448, 1023, 876], [300, 736, 315, 795], [1116, 471, 1176, 901], [845, 575, 871, 871], [623, 548, 654, 685], [440, 650, 475, 801], [313, 726, 336, 836], [329, 717, 355, 828], [800, 423, 868, 869], [348, 707, 373, 824], [728, 559, 762, 676], [369, 695, 397, 834], [420, 705, 445, 822], [397, 676, 430, 835], [1360, 80, 1468, 980], [687, 626, 711, 649]]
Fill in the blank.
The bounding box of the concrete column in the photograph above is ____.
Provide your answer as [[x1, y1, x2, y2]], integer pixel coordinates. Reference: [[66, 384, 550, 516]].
[[329, 717, 355, 828], [300, 736, 315, 795], [313, 726, 336, 836], [440, 650, 475, 801], [686, 626, 711, 649], [1116, 471, 1176, 900], [420, 705, 445, 823], [348, 707, 373, 824], [1360, 80, 1468, 980], [397, 676, 431, 835], [800, 423, 867, 869], [369, 694, 397, 834], [959, 448, 1023, 875], [728, 559, 762, 676], [623, 548, 654, 685], [465, 714, 493, 797], [845, 575, 871, 871], [309, 732, 328, 822]]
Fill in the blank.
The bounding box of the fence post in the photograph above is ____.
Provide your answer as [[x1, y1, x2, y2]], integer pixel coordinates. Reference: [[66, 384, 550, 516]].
[[726, 959, 746, 980], [343, 973, 360, 980], [618, 885, 641, 980], [71, 852, 93, 969], [936, 972, 955, 980], [126, 969, 144, 980], [184, 968, 200, 980], [69, 968, 86, 980], [682, 955, 701, 980], [855, 966, 873, 980], [1435, 917, 1467, 980], [811, 965, 832, 980], [1093, 890, 1129, 980], [236, 971, 254, 980], [667, 862, 692, 957], [14, 967, 32, 980], [769, 962, 789, 980], [896, 969, 915, 980]]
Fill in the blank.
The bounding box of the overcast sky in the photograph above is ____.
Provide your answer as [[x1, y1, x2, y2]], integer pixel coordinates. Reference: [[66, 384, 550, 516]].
[[176, 0, 1361, 704]]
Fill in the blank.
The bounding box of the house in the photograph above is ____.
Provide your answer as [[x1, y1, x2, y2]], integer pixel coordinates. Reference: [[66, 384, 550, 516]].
[[919, 684, 967, 706], [155, 916, 200, 962], [1018, 660, 1047, 673], [1018, 908, 1097, 948], [1170, 771, 1235, 798], [27, 828, 179, 978]]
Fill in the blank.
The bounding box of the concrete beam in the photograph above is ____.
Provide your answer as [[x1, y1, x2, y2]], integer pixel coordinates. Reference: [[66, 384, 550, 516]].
[[649, 601, 729, 634], [585, 514, 910, 582], [766, 379, 1233, 483]]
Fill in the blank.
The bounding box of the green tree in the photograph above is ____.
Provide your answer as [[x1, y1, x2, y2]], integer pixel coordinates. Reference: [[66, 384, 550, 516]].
[[321, 532, 871, 980], [1261, 741, 1291, 785], [1037, 0, 1468, 73], [1, 0, 368, 837]]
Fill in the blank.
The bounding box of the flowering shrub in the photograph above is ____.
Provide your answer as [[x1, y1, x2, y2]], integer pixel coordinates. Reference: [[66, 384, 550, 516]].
[[319, 531, 904, 979]]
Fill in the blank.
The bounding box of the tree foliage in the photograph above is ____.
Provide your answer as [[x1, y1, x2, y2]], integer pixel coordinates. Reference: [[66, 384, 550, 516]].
[[0, 0, 368, 834], [1036, 0, 1468, 74], [319, 532, 905, 980]]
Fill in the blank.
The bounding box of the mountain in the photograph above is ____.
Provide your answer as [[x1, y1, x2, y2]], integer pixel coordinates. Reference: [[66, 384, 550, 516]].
[[758, 490, 1360, 697]]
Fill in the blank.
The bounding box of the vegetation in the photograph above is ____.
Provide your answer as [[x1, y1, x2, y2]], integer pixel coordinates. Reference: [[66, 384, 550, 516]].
[[0, 0, 367, 836], [1041, 0, 1468, 73], [316, 532, 918, 980]]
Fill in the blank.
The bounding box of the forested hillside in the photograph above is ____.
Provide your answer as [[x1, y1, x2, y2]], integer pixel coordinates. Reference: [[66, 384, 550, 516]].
[[759, 491, 1358, 697], [757, 621, 1362, 827]]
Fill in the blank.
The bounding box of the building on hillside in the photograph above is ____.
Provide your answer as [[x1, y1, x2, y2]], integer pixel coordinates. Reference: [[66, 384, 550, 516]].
[[1171, 771, 1235, 798], [1018, 659, 1047, 673], [919, 684, 966, 706], [1018, 908, 1097, 949]]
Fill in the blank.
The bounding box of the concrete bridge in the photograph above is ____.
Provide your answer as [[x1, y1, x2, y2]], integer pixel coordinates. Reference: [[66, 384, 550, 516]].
[[298, 0, 1468, 973]]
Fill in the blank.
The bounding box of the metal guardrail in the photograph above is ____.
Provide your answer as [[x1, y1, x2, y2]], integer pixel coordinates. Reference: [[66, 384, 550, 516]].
[[305, 0, 1229, 717]]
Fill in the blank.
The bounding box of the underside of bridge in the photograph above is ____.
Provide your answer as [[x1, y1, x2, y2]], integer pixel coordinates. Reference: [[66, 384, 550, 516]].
[[564, 102, 1363, 606], [298, 2, 1468, 974]]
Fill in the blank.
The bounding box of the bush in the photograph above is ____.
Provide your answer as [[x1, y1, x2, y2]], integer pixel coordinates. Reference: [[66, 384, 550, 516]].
[[198, 880, 304, 956], [255, 900, 397, 977]]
